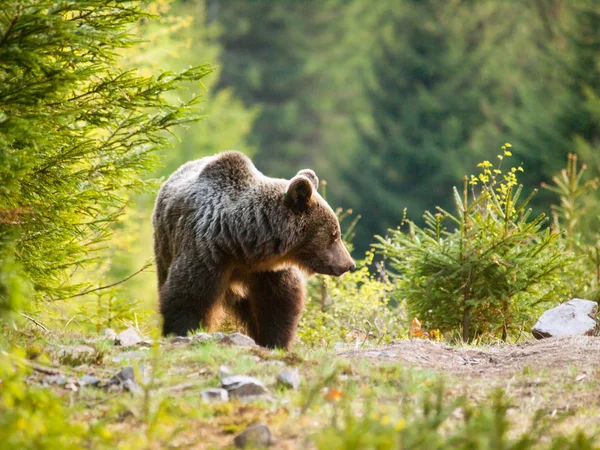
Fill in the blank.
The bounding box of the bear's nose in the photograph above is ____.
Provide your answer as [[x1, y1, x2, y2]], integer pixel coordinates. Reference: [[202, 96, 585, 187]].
[[348, 262, 357, 273]]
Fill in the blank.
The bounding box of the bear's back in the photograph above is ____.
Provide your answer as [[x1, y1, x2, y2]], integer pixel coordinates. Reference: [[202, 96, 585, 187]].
[[158, 151, 259, 206]]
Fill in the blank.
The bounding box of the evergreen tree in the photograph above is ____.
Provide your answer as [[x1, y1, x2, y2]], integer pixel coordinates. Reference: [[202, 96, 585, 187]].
[[348, 1, 500, 250], [479, 1, 600, 210], [0, 0, 212, 311], [208, 0, 378, 206]]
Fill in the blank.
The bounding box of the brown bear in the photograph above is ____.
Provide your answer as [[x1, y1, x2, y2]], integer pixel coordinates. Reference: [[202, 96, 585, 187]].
[[152, 151, 355, 349]]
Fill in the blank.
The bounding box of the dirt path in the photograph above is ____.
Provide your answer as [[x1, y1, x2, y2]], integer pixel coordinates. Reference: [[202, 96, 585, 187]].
[[339, 336, 600, 377], [339, 335, 600, 436]]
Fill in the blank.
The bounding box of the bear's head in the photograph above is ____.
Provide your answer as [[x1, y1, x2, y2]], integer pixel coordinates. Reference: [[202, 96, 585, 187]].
[[285, 170, 356, 277]]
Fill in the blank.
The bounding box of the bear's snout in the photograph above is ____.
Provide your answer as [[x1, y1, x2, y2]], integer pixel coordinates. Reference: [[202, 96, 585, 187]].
[[327, 257, 356, 277], [331, 261, 355, 276]]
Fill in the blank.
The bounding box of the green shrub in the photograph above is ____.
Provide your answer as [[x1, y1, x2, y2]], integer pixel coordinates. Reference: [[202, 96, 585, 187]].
[[376, 146, 572, 342], [0, 0, 212, 306], [543, 153, 600, 301]]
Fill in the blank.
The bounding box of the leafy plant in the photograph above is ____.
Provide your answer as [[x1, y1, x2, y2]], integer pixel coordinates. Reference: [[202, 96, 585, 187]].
[[376, 146, 572, 342], [543, 153, 600, 301], [0, 1, 213, 307], [300, 250, 400, 348], [314, 385, 596, 450], [299, 198, 401, 348], [0, 351, 111, 448]]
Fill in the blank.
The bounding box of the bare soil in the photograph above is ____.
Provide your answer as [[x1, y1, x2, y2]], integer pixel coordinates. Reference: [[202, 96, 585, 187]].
[[340, 336, 600, 437], [338, 336, 600, 376]]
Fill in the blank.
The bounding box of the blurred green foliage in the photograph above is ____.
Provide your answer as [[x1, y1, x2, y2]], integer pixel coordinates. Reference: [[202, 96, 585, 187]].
[[543, 154, 600, 302], [314, 386, 597, 450], [212, 0, 600, 254], [0, 351, 111, 448]]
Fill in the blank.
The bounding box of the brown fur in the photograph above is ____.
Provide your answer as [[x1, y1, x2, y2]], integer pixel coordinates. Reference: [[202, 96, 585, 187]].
[[152, 151, 355, 349]]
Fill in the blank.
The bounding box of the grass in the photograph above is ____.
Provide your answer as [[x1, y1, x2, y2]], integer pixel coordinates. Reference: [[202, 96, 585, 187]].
[[1, 324, 599, 449]]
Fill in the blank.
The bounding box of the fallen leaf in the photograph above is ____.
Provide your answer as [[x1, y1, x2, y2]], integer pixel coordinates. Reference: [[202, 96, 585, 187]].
[[324, 388, 343, 402]]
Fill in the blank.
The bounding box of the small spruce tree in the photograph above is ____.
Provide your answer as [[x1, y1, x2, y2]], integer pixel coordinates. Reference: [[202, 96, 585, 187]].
[[377, 146, 572, 342]]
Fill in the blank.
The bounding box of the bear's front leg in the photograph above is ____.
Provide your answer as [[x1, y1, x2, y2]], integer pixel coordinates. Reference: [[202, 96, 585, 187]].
[[248, 268, 305, 350], [160, 256, 225, 336]]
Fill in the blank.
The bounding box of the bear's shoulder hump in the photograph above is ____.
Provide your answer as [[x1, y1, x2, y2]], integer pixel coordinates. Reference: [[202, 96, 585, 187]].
[[200, 151, 257, 184]]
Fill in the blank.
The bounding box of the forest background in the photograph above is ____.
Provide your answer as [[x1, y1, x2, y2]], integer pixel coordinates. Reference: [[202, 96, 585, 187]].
[[2, 0, 600, 338]]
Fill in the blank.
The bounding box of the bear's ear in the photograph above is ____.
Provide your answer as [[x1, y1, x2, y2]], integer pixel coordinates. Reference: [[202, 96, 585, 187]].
[[296, 169, 319, 190], [285, 175, 313, 209]]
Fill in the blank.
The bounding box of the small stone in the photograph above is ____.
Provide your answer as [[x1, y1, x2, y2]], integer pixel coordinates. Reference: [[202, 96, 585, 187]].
[[44, 375, 67, 386], [105, 366, 143, 395], [170, 336, 192, 344], [138, 339, 154, 347], [64, 380, 79, 392], [192, 332, 213, 343], [115, 327, 143, 347], [532, 298, 598, 339], [102, 328, 117, 341], [277, 368, 300, 390], [201, 388, 229, 403], [218, 365, 232, 378], [218, 332, 256, 347], [79, 374, 101, 387], [122, 378, 143, 396], [212, 332, 226, 340], [107, 366, 135, 387], [234, 423, 272, 448], [111, 349, 148, 363], [222, 375, 269, 398]]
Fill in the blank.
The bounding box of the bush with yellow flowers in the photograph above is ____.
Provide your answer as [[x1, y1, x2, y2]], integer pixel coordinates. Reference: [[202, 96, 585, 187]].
[[376, 145, 573, 342]]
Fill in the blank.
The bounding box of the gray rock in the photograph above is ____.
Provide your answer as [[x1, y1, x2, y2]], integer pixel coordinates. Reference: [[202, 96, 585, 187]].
[[79, 374, 101, 387], [170, 336, 192, 344], [138, 339, 154, 347], [122, 378, 143, 396], [44, 375, 67, 386], [105, 366, 143, 395], [218, 332, 256, 347], [201, 388, 229, 403], [212, 332, 226, 340], [115, 327, 143, 347], [277, 368, 300, 390], [192, 332, 213, 343], [111, 349, 148, 363], [218, 365, 232, 378], [102, 328, 117, 341], [107, 366, 135, 387], [222, 375, 269, 398], [64, 380, 79, 392], [532, 298, 598, 339], [234, 423, 272, 448]]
